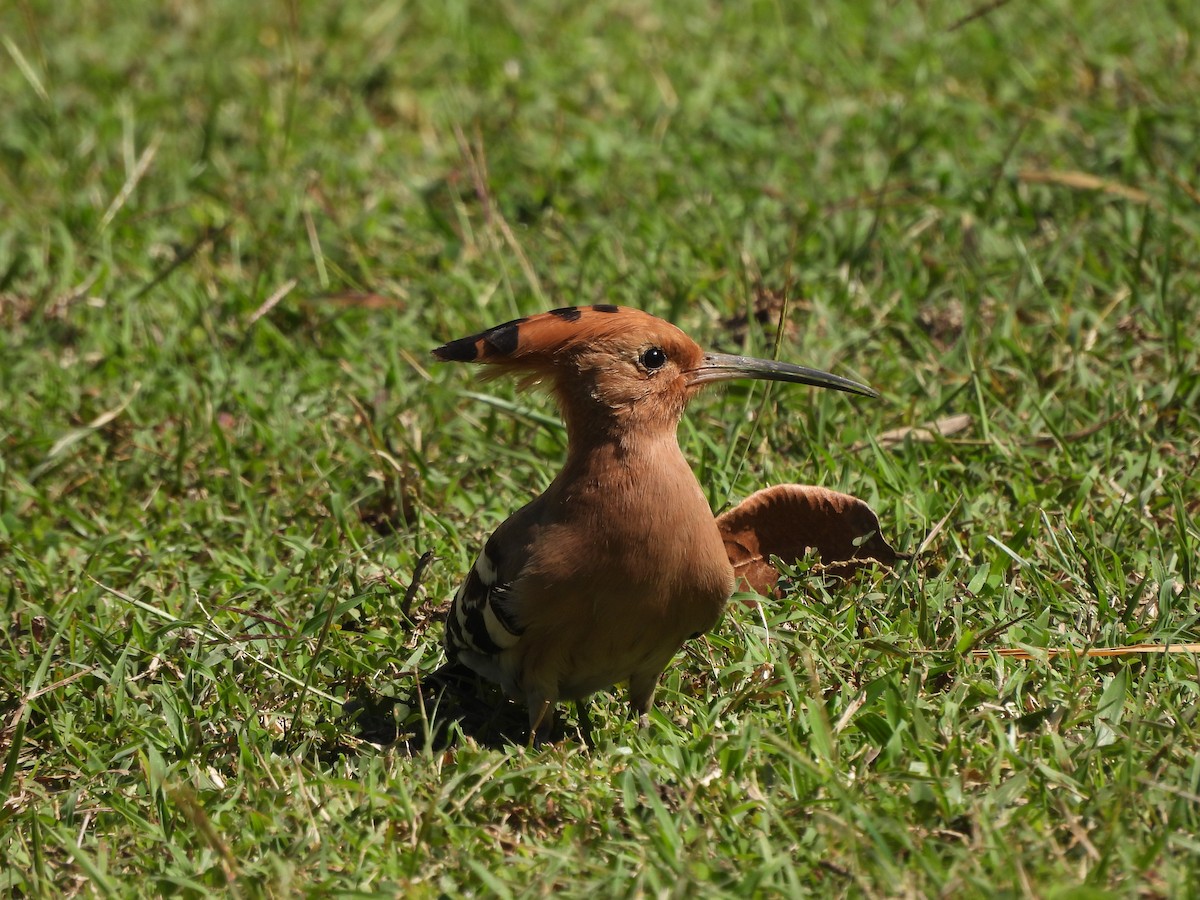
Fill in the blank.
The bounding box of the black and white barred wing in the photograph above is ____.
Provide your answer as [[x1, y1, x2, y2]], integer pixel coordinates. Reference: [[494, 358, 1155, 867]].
[[444, 539, 526, 659]]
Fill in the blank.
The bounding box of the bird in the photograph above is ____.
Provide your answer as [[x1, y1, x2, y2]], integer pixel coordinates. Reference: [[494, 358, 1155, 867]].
[[431, 304, 876, 741]]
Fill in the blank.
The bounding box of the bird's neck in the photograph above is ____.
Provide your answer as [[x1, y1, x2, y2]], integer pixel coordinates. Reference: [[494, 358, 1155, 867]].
[[546, 421, 712, 546], [545, 417, 726, 592], [560, 415, 685, 477]]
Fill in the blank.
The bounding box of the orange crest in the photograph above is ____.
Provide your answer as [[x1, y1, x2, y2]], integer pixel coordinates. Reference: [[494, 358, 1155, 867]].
[[433, 305, 686, 367]]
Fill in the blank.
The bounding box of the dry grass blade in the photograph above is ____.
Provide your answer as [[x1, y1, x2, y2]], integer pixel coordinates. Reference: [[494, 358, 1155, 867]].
[[100, 133, 162, 230], [246, 278, 298, 326], [947, 0, 1015, 32], [3, 35, 50, 103], [30, 383, 142, 481], [453, 123, 546, 305], [402, 550, 436, 620], [971, 643, 1200, 660], [1017, 169, 1152, 205], [308, 292, 406, 310], [913, 495, 960, 559], [1168, 172, 1200, 207]]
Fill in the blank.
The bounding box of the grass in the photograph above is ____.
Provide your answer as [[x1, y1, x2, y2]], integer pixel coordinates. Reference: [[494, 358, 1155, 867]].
[[2, 0, 1199, 895]]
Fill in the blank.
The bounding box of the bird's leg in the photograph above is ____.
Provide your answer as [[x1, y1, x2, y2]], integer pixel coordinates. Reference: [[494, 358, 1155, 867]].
[[527, 694, 556, 747], [628, 675, 658, 731], [574, 699, 596, 750]]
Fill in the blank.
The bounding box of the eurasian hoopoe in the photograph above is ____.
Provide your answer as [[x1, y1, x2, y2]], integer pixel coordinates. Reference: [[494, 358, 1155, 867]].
[[433, 305, 876, 740]]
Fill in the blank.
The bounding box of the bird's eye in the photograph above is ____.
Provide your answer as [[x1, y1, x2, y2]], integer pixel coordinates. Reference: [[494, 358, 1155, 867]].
[[640, 346, 668, 371]]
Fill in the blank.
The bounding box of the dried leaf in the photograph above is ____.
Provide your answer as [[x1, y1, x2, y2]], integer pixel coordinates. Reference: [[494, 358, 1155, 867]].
[[849, 414, 972, 453], [717, 484, 903, 595], [875, 413, 972, 447]]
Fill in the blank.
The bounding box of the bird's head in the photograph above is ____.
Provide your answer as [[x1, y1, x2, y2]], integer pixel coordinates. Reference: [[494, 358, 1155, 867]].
[[433, 305, 876, 437]]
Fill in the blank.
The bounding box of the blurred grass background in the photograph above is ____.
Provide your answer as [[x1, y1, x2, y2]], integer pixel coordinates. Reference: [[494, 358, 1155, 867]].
[[2, 0, 1199, 895]]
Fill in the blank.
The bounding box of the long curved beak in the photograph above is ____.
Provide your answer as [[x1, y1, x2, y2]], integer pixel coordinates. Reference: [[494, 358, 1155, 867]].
[[686, 352, 878, 398]]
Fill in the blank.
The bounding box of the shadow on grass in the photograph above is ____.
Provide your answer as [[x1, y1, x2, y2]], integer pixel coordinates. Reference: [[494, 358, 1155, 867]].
[[342, 663, 587, 751]]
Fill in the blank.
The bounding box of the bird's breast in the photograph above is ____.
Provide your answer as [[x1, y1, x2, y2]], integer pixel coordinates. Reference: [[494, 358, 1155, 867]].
[[525, 450, 734, 635]]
